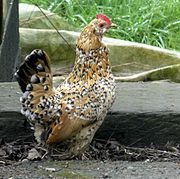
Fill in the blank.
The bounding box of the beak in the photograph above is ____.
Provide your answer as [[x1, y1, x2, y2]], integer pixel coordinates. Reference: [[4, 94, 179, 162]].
[[110, 23, 117, 28]]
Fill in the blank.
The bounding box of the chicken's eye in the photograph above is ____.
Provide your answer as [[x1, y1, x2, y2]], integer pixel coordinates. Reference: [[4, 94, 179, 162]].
[[99, 23, 105, 28]]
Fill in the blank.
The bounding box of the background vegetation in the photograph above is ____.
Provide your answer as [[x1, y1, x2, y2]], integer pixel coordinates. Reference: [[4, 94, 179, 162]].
[[20, 0, 180, 51]]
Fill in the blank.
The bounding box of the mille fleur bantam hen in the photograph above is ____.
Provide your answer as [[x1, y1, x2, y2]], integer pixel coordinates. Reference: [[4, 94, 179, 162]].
[[15, 14, 116, 159]]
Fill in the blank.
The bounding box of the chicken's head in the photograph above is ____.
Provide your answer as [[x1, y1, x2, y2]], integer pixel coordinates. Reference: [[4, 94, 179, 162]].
[[92, 14, 116, 36]]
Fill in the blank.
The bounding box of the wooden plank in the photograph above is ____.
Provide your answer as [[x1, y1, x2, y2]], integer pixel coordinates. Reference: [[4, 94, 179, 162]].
[[0, 81, 180, 146], [0, 81, 180, 114]]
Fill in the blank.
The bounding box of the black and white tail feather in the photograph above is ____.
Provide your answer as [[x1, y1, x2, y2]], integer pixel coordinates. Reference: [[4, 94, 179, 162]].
[[14, 50, 62, 127]]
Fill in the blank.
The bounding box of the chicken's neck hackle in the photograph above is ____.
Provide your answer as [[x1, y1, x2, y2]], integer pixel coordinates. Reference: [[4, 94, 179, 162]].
[[68, 21, 112, 83]]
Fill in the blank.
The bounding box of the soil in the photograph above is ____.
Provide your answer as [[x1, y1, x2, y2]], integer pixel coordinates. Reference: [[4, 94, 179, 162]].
[[1, 159, 180, 179], [0, 136, 180, 178]]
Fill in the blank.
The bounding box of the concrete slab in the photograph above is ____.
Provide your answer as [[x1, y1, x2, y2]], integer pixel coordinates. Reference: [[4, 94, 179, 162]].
[[0, 81, 180, 146]]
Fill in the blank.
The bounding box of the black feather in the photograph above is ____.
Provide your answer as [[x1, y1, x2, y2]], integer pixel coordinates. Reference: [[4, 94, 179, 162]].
[[15, 49, 51, 93]]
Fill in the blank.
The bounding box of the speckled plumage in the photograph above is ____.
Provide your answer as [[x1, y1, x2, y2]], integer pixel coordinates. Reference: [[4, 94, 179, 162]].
[[15, 14, 116, 157]]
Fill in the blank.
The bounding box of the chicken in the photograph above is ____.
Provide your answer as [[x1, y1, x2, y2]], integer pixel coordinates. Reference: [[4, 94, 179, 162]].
[[15, 14, 116, 158]]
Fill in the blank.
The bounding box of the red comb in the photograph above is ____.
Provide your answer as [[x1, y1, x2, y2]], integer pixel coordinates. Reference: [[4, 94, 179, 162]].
[[96, 14, 111, 25]]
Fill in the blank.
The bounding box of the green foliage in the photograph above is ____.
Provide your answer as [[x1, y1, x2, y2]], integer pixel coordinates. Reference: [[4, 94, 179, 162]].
[[20, 0, 180, 51]]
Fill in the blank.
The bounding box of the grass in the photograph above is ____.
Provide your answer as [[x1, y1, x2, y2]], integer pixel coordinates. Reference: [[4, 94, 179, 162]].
[[20, 0, 180, 51]]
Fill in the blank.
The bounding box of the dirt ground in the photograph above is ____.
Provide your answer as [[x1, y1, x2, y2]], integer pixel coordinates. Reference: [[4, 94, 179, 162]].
[[1, 160, 180, 179], [1, 138, 180, 179]]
